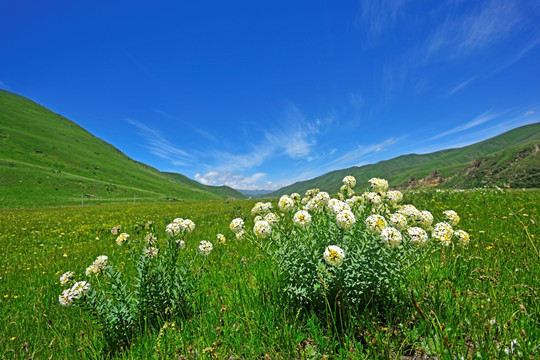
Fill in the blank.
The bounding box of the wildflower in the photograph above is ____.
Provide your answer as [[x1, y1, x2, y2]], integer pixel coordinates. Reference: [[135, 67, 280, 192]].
[[443, 210, 460, 226], [235, 230, 245, 240], [419, 210, 434, 229], [216, 233, 226, 244], [432, 222, 454, 246], [323, 245, 345, 267], [264, 212, 278, 226], [254, 220, 272, 238], [290, 193, 301, 202], [229, 218, 244, 233], [327, 199, 351, 214], [199, 240, 213, 256], [366, 214, 387, 234], [407, 227, 428, 246], [59, 271, 74, 286], [59, 288, 74, 307], [166, 222, 181, 237], [110, 225, 121, 235], [340, 185, 354, 198], [385, 190, 403, 205], [398, 204, 422, 222], [364, 192, 382, 205], [381, 227, 402, 248], [305, 189, 320, 198], [71, 281, 90, 299], [145, 233, 157, 245], [251, 202, 264, 216], [336, 210, 356, 230], [342, 175, 356, 188], [293, 210, 312, 228], [369, 178, 389, 193], [389, 213, 407, 231], [181, 219, 196, 233], [173, 217, 184, 223], [86, 255, 108, 276], [144, 246, 159, 258], [115, 232, 130, 246], [278, 195, 294, 212], [454, 230, 470, 246], [177, 240, 186, 249]]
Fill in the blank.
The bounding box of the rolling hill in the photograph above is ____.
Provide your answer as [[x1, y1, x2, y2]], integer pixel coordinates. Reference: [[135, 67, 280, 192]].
[[0, 89, 245, 208], [269, 122, 540, 197]]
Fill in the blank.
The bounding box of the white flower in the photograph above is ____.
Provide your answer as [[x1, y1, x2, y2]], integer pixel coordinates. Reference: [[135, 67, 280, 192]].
[[166, 222, 181, 237], [323, 245, 345, 267], [364, 192, 382, 205], [406, 227, 428, 246], [144, 246, 159, 258], [340, 185, 354, 197], [173, 217, 184, 223], [342, 175, 356, 188], [327, 199, 351, 214], [365, 214, 387, 234], [293, 210, 312, 228], [229, 218, 244, 233], [251, 202, 264, 216], [290, 193, 301, 202], [419, 210, 434, 228], [454, 230, 470, 246], [116, 232, 130, 246], [177, 240, 186, 249], [264, 212, 278, 226], [110, 225, 121, 235], [181, 219, 196, 233], [381, 227, 402, 248], [254, 220, 272, 238], [71, 281, 90, 299], [278, 195, 294, 212], [59, 271, 74, 286], [432, 222, 454, 246], [389, 213, 407, 231], [145, 233, 157, 245], [216, 233, 226, 244], [398, 204, 422, 222], [86, 255, 108, 276], [59, 288, 75, 307], [368, 177, 389, 192], [385, 190, 403, 205], [199, 240, 213, 256], [335, 210, 356, 230], [235, 230, 245, 240], [443, 210, 460, 226]]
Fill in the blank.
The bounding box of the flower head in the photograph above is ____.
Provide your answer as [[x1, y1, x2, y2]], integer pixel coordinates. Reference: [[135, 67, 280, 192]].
[[110, 225, 121, 235], [264, 212, 278, 226], [381, 227, 402, 248], [116, 232, 130, 246], [454, 230, 470, 246], [144, 246, 159, 258], [71, 281, 90, 299], [145, 233, 157, 245], [369, 178, 389, 193], [254, 220, 272, 238], [229, 218, 244, 233], [335, 210, 356, 230], [443, 210, 460, 226], [323, 245, 345, 267], [60, 271, 74, 286], [342, 175, 356, 188], [389, 213, 407, 231], [199, 240, 213, 256], [166, 222, 181, 237], [419, 210, 434, 229], [216, 233, 226, 244], [177, 240, 186, 249], [278, 195, 294, 212], [181, 219, 196, 233], [59, 288, 75, 307], [432, 222, 454, 246], [364, 192, 382, 205], [86, 255, 108, 276], [406, 227, 428, 246], [293, 210, 312, 228], [385, 190, 403, 205], [235, 230, 245, 240], [365, 214, 387, 234]]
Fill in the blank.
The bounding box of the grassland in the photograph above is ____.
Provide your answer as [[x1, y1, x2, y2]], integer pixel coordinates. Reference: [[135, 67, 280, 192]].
[[1, 189, 538, 359]]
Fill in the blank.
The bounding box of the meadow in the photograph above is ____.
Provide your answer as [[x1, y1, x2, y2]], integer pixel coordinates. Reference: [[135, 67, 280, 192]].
[[0, 187, 538, 359]]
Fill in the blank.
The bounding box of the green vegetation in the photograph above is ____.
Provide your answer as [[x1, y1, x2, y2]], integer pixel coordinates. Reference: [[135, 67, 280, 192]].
[[1, 188, 538, 359], [270, 123, 540, 197], [0, 90, 245, 209]]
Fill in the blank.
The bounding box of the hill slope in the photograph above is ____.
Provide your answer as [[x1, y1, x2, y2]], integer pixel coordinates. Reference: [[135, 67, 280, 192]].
[[269, 123, 540, 197], [0, 89, 244, 208]]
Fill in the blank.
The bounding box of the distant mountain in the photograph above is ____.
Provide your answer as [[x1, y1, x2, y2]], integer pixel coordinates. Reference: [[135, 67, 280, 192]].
[[0, 89, 245, 208], [269, 122, 540, 197], [236, 189, 275, 198]]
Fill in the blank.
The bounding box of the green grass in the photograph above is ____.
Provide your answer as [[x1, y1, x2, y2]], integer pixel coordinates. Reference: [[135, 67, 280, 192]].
[[1, 189, 538, 359], [0, 90, 245, 208]]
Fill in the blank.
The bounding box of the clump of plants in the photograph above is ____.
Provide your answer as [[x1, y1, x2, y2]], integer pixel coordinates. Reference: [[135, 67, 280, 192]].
[[58, 218, 213, 351], [234, 176, 471, 326]]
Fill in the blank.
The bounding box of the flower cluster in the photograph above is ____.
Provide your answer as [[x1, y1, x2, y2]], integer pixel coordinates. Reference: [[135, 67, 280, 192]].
[[85, 255, 108, 276], [323, 245, 345, 267], [115, 232, 130, 246], [293, 210, 312, 228], [198, 240, 213, 256]]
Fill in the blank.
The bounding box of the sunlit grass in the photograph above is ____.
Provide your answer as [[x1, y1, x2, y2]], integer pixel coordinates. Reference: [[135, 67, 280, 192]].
[[1, 189, 538, 358]]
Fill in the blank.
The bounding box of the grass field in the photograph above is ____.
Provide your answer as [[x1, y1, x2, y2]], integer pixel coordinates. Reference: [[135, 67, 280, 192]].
[[1, 189, 538, 359]]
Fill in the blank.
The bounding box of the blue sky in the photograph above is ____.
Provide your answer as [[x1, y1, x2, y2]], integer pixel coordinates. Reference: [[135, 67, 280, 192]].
[[1, 0, 539, 190]]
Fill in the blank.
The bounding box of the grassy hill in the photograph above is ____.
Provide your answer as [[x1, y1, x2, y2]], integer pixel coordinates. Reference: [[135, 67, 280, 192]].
[[269, 123, 540, 197], [0, 89, 245, 208]]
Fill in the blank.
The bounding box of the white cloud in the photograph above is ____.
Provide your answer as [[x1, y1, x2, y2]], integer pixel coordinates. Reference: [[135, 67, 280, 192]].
[[195, 171, 278, 190], [325, 137, 399, 171], [429, 110, 500, 140], [525, 110, 535, 117], [446, 77, 476, 97]]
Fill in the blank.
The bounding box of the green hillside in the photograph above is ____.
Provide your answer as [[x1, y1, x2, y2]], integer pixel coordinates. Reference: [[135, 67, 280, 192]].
[[270, 123, 540, 196], [0, 90, 244, 208]]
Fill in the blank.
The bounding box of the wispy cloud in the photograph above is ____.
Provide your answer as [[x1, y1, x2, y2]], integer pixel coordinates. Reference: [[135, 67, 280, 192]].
[[153, 108, 218, 142], [194, 171, 279, 190], [325, 137, 399, 171], [355, 0, 409, 39], [429, 109, 500, 140], [0, 80, 10, 90], [126, 118, 195, 166], [424, 0, 523, 61], [445, 77, 476, 97]]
